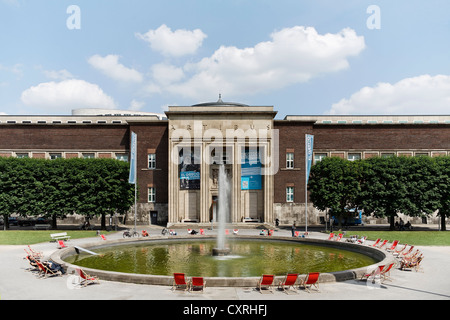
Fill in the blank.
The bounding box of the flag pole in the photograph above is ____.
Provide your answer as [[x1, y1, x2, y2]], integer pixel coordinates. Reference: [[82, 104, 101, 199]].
[[305, 134, 308, 235]]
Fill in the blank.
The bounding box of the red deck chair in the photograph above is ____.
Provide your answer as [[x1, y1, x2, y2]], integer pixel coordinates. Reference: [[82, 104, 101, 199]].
[[76, 267, 100, 287], [199, 229, 205, 235], [225, 229, 230, 235], [378, 240, 389, 249], [380, 263, 394, 282], [57, 240, 67, 249], [386, 240, 399, 252], [398, 245, 414, 259], [334, 233, 343, 241], [258, 274, 275, 293], [100, 234, 107, 240], [278, 273, 298, 293], [35, 260, 62, 278], [172, 273, 189, 291], [300, 272, 320, 292], [371, 238, 381, 247], [360, 265, 384, 282], [190, 277, 206, 292], [393, 243, 407, 256], [327, 233, 335, 240]]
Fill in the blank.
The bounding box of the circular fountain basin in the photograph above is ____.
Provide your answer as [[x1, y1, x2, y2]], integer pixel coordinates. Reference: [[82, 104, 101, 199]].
[[51, 235, 393, 287]]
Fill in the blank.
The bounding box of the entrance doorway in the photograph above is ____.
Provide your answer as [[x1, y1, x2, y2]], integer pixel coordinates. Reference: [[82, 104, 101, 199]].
[[150, 211, 158, 225]]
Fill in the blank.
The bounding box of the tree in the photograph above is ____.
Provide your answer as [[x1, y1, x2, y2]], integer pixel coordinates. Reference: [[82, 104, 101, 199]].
[[308, 157, 361, 229], [434, 156, 450, 231], [359, 156, 413, 230]]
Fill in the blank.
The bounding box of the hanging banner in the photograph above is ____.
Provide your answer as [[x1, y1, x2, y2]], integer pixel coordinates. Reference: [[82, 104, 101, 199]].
[[241, 148, 262, 190], [128, 131, 137, 184], [305, 134, 314, 184], [179, 146, 201, 190]]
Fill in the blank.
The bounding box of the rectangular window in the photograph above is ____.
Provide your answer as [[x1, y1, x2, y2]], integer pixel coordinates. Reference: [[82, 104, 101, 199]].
[[16, 153, 29, 158], [148, 187, 156, 203], [286, 152, 294, 169], [286, 187, 294, 203], [148, 153, 156, 169], [116, 153, 128, 162], [314, 153, 327, 164], [347, 153, 361, 161], [49, 153, 62, 160], [82, 153, 95, 159]]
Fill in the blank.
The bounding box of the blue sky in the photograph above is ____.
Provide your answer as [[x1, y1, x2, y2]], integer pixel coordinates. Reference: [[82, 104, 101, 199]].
[[1, 0, 450, 119]]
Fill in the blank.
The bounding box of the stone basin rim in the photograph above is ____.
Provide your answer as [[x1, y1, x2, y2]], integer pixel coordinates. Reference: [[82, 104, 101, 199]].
[[50, 235, 394, 287]]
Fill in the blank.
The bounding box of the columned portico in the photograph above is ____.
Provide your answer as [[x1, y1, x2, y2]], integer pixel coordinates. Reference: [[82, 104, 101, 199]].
[[166, 101, 277, 225]]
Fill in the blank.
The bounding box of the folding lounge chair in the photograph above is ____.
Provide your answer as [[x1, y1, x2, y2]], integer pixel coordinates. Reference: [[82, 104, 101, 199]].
[[393, 243, 407, 256], [190, 277, 206, 292], [100, 234, 107, 240], [278, 273, 298, 293], [76, 267, 100, 287], [398, 246, 414, 259], [378, 240, 389, 249], [57, 240, 67, 249], [334, 233, 343, 241], [357, 236, 367, 244], [27, 245, 43, 259], [300, 272, 320, 292], [327, 233, 335, 240], [199, 229, 205, 235], [35, 260, 63, 278], [386, 240, 399, 252], [371, 238, 381, 247], [360, 265, 384, 282], [380, 263, 394, 282], [258, 274, 275, 293], [233, 229, 239, 235], [172, 273, 189, 291]]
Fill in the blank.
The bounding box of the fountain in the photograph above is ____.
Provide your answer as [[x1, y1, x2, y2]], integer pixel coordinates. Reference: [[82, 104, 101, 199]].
[[212, 164, 231, 256]]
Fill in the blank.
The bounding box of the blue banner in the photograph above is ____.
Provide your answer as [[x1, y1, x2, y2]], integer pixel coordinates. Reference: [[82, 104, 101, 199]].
[[241, 149, 262, 190], [306, 134, 314, 184], [128, 131, 137, 184]]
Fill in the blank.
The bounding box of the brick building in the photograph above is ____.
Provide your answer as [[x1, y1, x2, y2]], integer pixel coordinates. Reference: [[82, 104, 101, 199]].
[[1, 104, 449, 227]]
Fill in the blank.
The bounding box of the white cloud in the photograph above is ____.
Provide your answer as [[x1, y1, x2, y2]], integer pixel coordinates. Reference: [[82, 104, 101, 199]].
[[327, 74, 450, 115], [151, 63, 185, 86], [88, 54, 143, 83], [149, 26, 365, 99], [136, 24, 207, 57], [20, 79, 116, 112], [42, 69, 74, 80]]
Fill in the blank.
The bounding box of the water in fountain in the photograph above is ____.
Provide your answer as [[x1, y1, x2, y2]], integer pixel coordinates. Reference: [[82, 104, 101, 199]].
[[213, 164, 231, 256]]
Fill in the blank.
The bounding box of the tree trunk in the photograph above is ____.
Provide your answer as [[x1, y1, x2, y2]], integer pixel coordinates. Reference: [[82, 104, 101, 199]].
[[440, 212, 447, 231]]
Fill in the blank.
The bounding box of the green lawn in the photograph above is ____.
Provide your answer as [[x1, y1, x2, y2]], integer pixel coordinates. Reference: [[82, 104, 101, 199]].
[[343, 231, 450, 246], [0, 230, 107, 245]]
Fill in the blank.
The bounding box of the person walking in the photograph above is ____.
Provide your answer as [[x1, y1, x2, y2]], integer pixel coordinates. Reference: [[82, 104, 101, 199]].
[[291, 222, 296, 237]]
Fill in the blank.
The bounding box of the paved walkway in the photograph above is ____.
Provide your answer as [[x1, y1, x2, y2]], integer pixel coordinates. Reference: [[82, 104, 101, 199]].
[[1, 227, 450, 301]]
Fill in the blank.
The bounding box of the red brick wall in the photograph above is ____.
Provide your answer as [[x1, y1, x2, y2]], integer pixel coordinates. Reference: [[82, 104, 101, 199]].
[[0, 125, 129, 151], [129, 122, 169, 203]]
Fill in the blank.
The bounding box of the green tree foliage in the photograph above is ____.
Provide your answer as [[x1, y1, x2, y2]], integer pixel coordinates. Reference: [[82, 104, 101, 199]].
[[0, 157, 134, 230], [308, 157, 361, 228], [309, 155, 450, 231]]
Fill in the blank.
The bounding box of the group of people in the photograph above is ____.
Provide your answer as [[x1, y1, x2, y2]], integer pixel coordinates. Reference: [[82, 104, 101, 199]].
[[395, 219, 413, 231]]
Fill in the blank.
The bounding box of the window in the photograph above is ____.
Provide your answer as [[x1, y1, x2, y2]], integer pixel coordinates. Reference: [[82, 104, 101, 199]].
[[286, 152, 294, 169], [49, 153, 62, 160], [347, 153, 361, 161], [116, 153, 128, 162], [148, 187, 156, 203], [83, 153, 95, 159], [286, 187, 294, 202], [381, 153, 395, 158], [314, 153, 327, 164], [16, 153, 29, 158], [148, 153, 156, 169]]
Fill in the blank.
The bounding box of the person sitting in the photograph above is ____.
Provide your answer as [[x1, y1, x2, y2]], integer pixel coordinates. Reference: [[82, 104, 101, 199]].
[[142, 230, 149, 237]]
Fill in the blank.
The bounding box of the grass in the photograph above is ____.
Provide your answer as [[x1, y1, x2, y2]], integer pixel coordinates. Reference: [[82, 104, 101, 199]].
[[342, 230, 450, 246], [0, 230, 108, 245]]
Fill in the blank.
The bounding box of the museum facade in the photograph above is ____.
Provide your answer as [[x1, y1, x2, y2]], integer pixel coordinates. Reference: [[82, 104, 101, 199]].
[[1, 101, 449, 227]]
